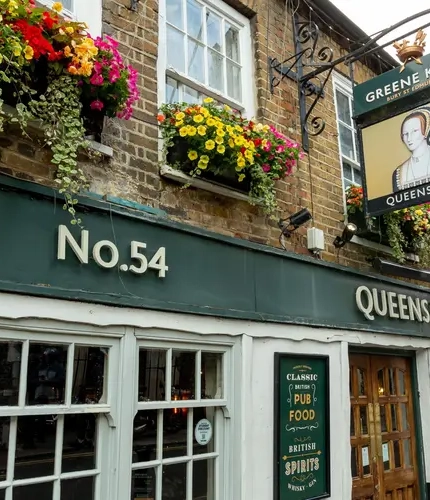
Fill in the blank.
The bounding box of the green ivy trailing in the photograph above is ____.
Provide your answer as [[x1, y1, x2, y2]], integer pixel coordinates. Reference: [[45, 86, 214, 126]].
[[27, 73, 89, 225]]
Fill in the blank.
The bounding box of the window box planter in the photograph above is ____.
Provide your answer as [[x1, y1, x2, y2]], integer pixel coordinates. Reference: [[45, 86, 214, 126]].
[[348, 210, 389, 245], [158, 99, 303, 214]]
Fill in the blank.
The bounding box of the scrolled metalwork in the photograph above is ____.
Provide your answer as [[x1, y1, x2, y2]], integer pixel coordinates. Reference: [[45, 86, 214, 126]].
[[316, 46, 334, 64], [305, 116, 326, 137], [296, 21, 319, 45]]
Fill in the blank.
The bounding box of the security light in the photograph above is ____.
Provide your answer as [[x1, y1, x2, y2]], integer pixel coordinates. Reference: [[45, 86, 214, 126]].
[[333, 223, 357, 248], [278, 208, 313, 237]]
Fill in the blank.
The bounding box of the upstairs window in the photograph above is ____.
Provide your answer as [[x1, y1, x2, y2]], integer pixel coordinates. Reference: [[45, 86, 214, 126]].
[[38, 0, 102, 36], [159, 0, 254, 115], [333, 73, 362, 190]]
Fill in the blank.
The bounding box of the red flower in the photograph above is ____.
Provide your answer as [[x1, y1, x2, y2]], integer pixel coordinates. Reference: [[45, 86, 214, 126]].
[[12, 19, 56, 60], [253, 138, 262, 147], [42, 12, 58, 30]]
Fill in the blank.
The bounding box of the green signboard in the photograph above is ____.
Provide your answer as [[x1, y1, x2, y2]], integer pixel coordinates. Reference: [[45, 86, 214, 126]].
[[353, 53, 430, 116], [274, 354, 330, 500]]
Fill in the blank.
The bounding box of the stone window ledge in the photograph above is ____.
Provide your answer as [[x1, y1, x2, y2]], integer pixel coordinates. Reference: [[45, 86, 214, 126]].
[[160, 164, 258, 203], [351, 235, 419, 263], [3, 104, 113, 158]]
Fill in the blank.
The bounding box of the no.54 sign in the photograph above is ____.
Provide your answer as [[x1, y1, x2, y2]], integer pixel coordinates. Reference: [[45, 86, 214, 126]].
[[57, 225, 168, 278]]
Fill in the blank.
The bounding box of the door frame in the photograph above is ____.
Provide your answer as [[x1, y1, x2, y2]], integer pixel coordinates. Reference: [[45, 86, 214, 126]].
[[349, 347, 427, 500]]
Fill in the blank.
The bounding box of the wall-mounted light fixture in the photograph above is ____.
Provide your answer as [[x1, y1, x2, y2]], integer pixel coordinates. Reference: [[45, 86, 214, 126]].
[[333, 223, 357, 248], [130, 0, 139, 11], [278, 208, 313, 238]]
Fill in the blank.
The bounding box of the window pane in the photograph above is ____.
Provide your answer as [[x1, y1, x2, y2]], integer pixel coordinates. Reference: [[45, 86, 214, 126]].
[[336, 90, 351, 124], [208, 49, 224, 92], [27, 344, 67, 405], [404, 439, 411, 467], [393, 440, 401, 468], [400, 403, 408, 431], [207, 11, 222, 51], [0, 342, 21, 406], [226, 61, 241, 101], [62, 0, 73, 11], [339, 124, 355, 160], [163, 408, 187, 458], [172, 351, 196, 400], [166, 77, 180, 103], [359, 406, 368, 435], [15, 416, 56, 479], [350, 407, 355, 436], [167, 27, 185, 73], [225, 24, 239, 62], [72, 346, 107, 404], [0, 418, 10, 481], [398, 370, 406, 395], [188, 40, 205, 83], [183, 85, 200, 104], [13, 482, 52, 500], [133, 410, 157, 463], [187, 0, 203, 40], [390, 405, 398, 432], [162, 462, 186, 500], [388, 368, 396, 395], [201, 352, 223, 399], [132, 469, 156, 500], [352, 167, 362, 185], [139, 349, 166, 402], [167, 0, 183, 29], [0, 490, 4, 500], [351, 447, 358, 477], [342, 161, 353, 181], [193, 459, 215, 499], [62, 414, 97, 473], [193, 407, 215, 455], [61, 477, 94, 500]]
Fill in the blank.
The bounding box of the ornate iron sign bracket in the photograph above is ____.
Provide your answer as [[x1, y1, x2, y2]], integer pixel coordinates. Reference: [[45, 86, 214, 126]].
[[269, 14, 334, 152]]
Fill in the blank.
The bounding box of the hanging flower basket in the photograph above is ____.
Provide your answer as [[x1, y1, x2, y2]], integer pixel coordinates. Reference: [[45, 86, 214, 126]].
[[0, 0, 140, 224], [158, 99, 304, 214]]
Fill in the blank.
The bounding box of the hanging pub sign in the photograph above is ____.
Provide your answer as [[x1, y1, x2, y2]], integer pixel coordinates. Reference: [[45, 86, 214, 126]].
[[353, 47, 430, 216], [274, 354, 330, 500]]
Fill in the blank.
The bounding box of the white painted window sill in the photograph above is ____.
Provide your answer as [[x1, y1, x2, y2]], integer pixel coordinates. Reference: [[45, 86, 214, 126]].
[[160, 165, 257, 203], [351, 235, 419, 263], [3, 104, 113, 158]]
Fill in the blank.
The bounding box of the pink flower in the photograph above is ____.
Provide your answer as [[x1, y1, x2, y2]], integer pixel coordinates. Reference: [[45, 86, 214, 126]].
[[109, 68, 121, 83], [276, 145, 285, 153], [90, 100, 104, 111], [262, 164, 271, 172], [90, 73, 104, 86], [263, 141, 272, 152]]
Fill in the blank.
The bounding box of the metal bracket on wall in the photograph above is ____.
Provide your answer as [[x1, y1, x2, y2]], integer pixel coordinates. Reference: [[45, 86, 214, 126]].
[[269, 15, 334, 152], [130, 0, 139, 11]]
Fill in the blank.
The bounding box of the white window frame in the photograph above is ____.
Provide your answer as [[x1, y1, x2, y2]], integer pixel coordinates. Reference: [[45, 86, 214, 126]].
[[0, 325, 120, 500], [158, 0, 255, 116], [332, 71, 362, 197], [132, 332, 234, 500], [37, 0, 102, 37]]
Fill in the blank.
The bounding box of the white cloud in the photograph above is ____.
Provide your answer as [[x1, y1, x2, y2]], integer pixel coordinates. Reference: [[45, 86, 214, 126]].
[[328, 0, 430, 59]]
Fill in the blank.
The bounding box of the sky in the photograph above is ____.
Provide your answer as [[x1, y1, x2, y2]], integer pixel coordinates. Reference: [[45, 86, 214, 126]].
[[328, 0, 430, 60]]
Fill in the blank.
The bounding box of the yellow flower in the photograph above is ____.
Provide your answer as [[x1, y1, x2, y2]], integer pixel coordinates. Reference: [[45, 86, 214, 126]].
[[228, 138, 235, 148], [205, 140, 215, 150], [238, 174, 246, 182], [65, 26, 74, 34], [12, 45, 21, 57], [244, 150, 253, 160], [215, 121, 224, 129], [8, 0, 18, 10], [175, 120, 184, 127], [197, 125, 207, 136], [217, 145, 225, 154], [226, 125, 234, 134], [206, 118, 216, 127], [175, 111, 185, 120], [216, 129, 225, 137], [215, 136, 224, 145], [237, 157, 246, 168], [79, 61, 93, 76], [64, 46, 72, 57], [201, 108, 209, 117], [24, 45, 34, 60], [200, 155, 209, 163], [188, 150, 198, 161], [179, 126, 188, 137], [203, 97, 214, 103], [187, 126, 197, 136], [52, 1, 63, 12], [416, 209, 423, 216], [234, 137, 244, 146], [67, 65, 78, 75], [235, 125, 243, 132], [198, 161, 208, 170], [193, 114, 204, 123], [224, 104, 231, 111]]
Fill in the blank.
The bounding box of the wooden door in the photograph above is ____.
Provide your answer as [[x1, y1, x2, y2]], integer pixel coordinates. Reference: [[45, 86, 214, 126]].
[[350, 354, 419, 500]]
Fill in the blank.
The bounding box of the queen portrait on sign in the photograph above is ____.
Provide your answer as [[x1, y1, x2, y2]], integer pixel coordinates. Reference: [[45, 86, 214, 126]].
[[393, 107, 430, 191]]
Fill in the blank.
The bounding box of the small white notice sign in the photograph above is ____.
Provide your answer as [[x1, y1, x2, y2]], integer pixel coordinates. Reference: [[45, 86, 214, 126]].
[[362, 446, 369, 467], [194, 419, 212, 446], [382, 442, 389, 463]]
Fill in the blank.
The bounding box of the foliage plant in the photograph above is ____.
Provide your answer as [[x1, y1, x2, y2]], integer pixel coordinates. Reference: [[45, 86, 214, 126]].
[[345, 185, 430, 265], [158, 98, 303, 214], [0, 0, 139, 223]]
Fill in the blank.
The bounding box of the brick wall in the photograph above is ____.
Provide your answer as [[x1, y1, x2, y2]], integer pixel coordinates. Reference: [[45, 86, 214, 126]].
[[0, 0, 412, 279]]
